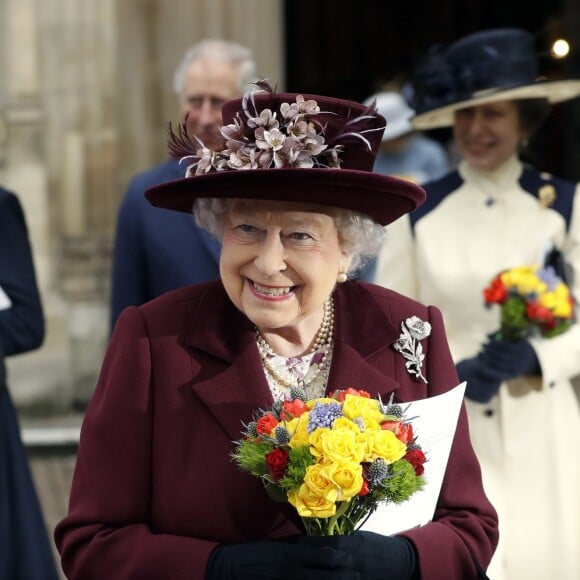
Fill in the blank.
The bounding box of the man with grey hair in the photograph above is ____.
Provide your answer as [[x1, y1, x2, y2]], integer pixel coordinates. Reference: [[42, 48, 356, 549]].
[[110, 39, 257, 331]]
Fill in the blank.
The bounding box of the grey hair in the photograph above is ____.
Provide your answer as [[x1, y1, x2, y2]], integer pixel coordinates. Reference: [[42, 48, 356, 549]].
[[173, 39, 258, 95], [193, 198, 386, 275]]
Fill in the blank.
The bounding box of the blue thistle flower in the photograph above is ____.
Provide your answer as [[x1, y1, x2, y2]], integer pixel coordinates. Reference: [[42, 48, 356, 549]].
[[366, 458, 390, 485], [274, 425, 291, 445], [245, 421, 258, 438], [289, 385, 308, 402], [272, 400, 283, 416]]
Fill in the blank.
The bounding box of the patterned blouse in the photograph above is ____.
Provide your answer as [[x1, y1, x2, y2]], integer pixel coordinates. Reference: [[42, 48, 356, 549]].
[[257, 340, 333, 401]]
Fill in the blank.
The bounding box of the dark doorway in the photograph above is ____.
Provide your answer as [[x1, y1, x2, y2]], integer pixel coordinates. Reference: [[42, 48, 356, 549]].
[[284, 0, 580, 180]]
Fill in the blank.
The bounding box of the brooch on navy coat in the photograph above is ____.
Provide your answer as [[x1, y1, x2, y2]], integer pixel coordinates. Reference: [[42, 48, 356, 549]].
[[538, 183, 556, 208], [392, 316, 431, 384]]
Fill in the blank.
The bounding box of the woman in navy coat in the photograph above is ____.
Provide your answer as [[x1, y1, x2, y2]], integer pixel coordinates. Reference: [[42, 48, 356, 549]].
[[55, 88, 498, 579], [0, 186, 59, 579]]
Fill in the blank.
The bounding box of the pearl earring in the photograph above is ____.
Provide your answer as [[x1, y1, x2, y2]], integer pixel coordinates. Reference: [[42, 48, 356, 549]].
[[337, 272, 348, 283]]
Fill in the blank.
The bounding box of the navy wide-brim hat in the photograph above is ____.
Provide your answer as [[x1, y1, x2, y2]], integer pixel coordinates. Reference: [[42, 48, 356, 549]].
[[145, 88, 426, 226], [411, 28, 580, 130]]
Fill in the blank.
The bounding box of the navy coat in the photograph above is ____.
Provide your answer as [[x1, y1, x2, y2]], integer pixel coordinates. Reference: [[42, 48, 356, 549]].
[[56, 280, 498, 580], [0, 186, 58, 580], [110, 159, 222, 330], [0, 187, 44, 367]]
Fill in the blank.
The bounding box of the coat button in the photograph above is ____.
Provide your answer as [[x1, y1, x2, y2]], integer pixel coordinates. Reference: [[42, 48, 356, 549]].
[[484, 409, 494, 417], [549, 381, 556, 388]]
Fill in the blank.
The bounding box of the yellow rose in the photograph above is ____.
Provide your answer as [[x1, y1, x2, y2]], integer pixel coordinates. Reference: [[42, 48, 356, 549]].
[[553, 300, 573, 318], [357, 430, 377, 462], [325, 461, 364, 499], [552, 284, 573, 318], [502, 267, 546, 295], [360, 418, 382, 432], [319, 426, 365, 464], [309, 427, 326, 458], [342, 394, 383, 424], [286, 415, 311, 448], [288, 483, 337, 518], [332, 416, 362, 434], [367, 429, 407, 463], [287, 463, 339, 518]]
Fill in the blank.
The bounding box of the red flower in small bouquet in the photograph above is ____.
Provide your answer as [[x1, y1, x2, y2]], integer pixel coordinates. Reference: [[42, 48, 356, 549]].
[[232, 387, 426, 536], [483, 265, 575, 340]]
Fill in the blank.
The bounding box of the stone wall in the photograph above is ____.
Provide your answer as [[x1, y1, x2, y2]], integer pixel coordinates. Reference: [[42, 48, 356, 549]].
[[1, 0, 284, 413]]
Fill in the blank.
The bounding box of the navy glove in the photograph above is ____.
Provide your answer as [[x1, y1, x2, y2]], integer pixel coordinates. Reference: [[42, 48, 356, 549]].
[[205, 539, 354, 579], [458, 338, 541, 403], [298, 531, 418, 580], [479, 338, 541, 379], [457, 357, 502, 403]]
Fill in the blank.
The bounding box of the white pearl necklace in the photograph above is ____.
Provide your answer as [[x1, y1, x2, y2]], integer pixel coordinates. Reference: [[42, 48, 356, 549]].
[[256, 297, 334, 390]]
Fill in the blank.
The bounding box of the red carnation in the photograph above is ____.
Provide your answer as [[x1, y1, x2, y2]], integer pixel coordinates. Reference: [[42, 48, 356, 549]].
[[266, 448, 290, 482], [483, 277, 508, 305], [526, 301, 554, 324], [256, 413, 279, 436], [405, 447, 426, 476], [358, 479, 370, 496], [381, 420, 414, 445], [280, 398, 308, 420], [333, 388, 371, 402], [395, 422, 414, 445]]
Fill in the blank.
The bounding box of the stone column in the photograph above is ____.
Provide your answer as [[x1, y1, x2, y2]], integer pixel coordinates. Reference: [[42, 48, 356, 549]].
[[34, 0, 118, 408], [1, 0, 73, 412]]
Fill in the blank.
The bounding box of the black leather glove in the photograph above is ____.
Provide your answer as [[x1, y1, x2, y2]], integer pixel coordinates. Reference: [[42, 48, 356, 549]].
[[478, 338, 541, 379], [457, 357, 503, 404], [205, 538, 354, 579], [298, 531, 418, 580]]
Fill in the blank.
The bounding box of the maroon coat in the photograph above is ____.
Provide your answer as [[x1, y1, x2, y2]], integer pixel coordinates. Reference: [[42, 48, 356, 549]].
[[55, 280, 498, 579]]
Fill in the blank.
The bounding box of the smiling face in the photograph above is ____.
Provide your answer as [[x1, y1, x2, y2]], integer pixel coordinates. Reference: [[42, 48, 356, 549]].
[[453, 101, 526, 171], [219, 200, 352, 347]]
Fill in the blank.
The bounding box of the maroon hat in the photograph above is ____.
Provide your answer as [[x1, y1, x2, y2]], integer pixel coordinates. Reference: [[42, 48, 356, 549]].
[[145, 87, 425, 226]]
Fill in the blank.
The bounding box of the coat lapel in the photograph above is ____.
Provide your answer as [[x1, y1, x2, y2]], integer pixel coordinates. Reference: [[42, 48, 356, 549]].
[[184, 283, 274, 440], [329, 283, 402, 399], [182, 281, 406, 440]]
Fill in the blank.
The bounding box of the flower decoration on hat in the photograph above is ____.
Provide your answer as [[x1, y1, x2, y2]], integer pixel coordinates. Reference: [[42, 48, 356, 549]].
[[392, 316, 432, 383], [168, 81, 382, 177]]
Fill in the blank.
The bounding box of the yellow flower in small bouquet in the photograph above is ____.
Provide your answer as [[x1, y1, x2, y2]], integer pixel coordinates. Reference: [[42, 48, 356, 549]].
[[483, 265, 575, 340], [232, 387, 426, 536]]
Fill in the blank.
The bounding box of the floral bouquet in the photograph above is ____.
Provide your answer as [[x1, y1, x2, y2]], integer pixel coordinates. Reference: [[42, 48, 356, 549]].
[[483, 265, 575, 340], [232, 387, 426, 536]]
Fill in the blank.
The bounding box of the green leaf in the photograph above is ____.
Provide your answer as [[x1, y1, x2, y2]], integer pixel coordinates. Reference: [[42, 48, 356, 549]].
[[278, 445, 315, 491], [231, 439, 273, 476]]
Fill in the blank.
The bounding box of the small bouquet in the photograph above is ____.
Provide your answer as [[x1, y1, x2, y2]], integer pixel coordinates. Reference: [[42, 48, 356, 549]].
[[483, 265, 575, 340], [232, 387, 426, 536]]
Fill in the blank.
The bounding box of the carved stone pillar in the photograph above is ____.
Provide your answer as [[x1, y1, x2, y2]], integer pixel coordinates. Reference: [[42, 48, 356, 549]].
[[0, 0, 74, 412], [1, 0, 284, 413]]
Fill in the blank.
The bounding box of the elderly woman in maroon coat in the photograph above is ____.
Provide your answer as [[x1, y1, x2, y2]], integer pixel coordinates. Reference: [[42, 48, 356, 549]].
[[55, 87, 498, 579]]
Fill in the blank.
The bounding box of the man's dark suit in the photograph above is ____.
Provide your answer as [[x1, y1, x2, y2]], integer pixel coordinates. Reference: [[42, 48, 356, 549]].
[[110, 158, 222, 330]]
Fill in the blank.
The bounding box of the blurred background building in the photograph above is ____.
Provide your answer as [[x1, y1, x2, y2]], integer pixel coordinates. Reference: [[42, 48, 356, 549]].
[[1, 1, 579, 573], [2, 0, 579, 415]]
